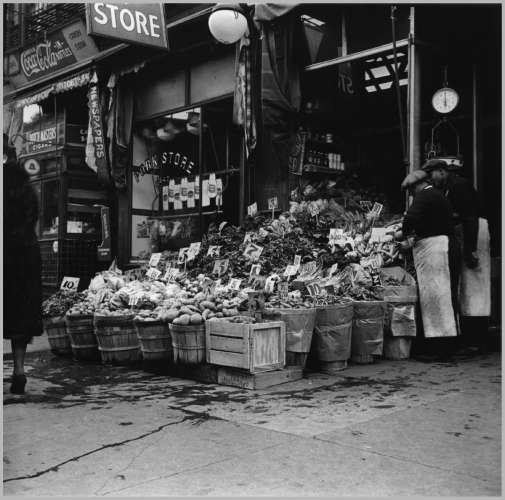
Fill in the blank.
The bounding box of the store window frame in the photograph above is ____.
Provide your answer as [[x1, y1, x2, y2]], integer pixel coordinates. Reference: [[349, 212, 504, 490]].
[[128, 92, 243, 263]]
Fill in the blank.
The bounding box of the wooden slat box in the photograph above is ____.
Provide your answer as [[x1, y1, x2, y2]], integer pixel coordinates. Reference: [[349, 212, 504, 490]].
[[205, 320, 286, 373]]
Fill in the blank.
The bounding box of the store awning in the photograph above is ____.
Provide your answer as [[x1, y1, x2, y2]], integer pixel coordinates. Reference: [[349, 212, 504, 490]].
[[3, 43, 129, 107]]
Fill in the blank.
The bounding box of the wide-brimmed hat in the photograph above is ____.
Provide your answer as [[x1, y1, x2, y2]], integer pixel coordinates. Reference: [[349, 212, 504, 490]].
[[401, 169, 428, 190], [421, 158, 448, 172]]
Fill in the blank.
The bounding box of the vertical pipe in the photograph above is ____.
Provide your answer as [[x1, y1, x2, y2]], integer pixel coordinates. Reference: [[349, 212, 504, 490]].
[[472, 61, 479, 190], [238, 139, 245, 226], [198, 106, 204, 237], [341, 10, 347, 57]]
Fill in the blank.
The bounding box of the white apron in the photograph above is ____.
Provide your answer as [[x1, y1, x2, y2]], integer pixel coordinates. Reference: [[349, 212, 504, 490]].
[[413, 235, 458, 338], [459, 218, 491, 317]]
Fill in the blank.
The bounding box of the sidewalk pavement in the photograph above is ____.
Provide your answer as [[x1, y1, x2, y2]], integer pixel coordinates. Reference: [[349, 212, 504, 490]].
[[3, 348, 501, 497]]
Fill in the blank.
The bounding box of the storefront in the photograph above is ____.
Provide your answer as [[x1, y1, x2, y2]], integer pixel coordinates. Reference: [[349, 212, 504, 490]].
[[127, 46, 242, 265]]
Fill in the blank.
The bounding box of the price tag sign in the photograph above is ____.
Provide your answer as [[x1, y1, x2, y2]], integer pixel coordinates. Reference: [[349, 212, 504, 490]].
[[146, 268, 162, 280], [278, 282, 289, 300], [213, 258, 229, 277], [149, 253, 162, 267], [369, 268, 382, 286], [329, 263, 339, 276], [178, 247, 189, 265], [243, 243, 263, 261], [299, 261, 317, 278], [247, 202, 258, 217], [128, 293, 141, 306], [243, 232, 253, 244], [187, 242, 201, 261], [370, 227, 389, 243], [294, 255, 302, 268], [264, 275, 278, 294], [164, 268, 179, 282], [370, 202, 384, 218], [268, 197, 278, 210], [228, 278, 242, 291], [207, 245, 221, 257], [283, 265, 298, 277], [60, 276, 80, 291], [249, 264, 262, 279], [329, 228, 345, 246], [308, 204, 320, 217], [306, 282, 324, 297]]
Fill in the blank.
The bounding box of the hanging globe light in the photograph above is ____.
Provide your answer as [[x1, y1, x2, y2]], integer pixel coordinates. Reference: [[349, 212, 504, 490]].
[[208, 4, 248, 44]]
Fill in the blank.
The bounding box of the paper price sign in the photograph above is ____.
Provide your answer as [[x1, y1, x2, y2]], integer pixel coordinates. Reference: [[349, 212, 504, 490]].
[[306, 282, 324, 297], [369, 268, 382, 286], [178, 247, 189, 265], [243, 243, 263, 261], [228, 278, 242, 291], [370, 202, 384, 217], [213, 259, 229, 277], [294, 255, 302, 267], [264, 275, 278, 294], [187, 242, 201, 261], [207, 245, 221, 257], [268, 197, 278, 210], [283, 265, 298, 277], [146, 268, 162, 280], [369, 227, 389, 243], [164, 268, 179, 282], [129, 294, 141, 306], [149, 253, 162, 267], [299, 261, 317, 277], [249, 264, 261, 278], [329, 263, 339, 276], [278, 282, 289, 299], [60, 276, 80, 291], [247, 202, 258, 217]]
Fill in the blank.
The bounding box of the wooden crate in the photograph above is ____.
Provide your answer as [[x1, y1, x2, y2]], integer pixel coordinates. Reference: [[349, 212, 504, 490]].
[[205, 320, 286, 373]]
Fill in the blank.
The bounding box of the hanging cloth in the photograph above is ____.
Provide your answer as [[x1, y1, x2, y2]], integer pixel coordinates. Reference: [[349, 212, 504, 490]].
[[86, 71, 111, 185], [459, 218, 491, 317], [233, 34, 257, 159]]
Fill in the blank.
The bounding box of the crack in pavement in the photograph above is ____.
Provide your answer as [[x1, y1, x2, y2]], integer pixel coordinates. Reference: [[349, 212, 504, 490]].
[[313, 435, 493, 484], [100, 443, 284, 496], [3, 416, 193, 484]]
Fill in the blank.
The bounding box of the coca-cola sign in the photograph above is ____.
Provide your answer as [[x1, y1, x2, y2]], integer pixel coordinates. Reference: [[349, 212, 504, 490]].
[[20, 34, 76, 81]]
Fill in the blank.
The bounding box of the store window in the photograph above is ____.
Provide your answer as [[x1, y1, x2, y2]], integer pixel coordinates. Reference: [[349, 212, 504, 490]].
[[41, 179, 60, 237], [130, 98, 241, 260]]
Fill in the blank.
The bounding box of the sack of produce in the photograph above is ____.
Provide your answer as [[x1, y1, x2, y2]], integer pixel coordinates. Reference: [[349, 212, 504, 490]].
[[351, 300, 387, 364], [379, 267, 417, 338], [314, 302, 354, 364]]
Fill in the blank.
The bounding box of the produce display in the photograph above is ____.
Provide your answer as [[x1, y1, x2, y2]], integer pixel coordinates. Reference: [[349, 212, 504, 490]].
[[44, 182, 412, 336]]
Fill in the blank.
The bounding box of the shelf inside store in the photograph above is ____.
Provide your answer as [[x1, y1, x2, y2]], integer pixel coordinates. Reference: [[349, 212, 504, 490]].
[[305, 139, 339, 151], [303, 164, 346, 174]]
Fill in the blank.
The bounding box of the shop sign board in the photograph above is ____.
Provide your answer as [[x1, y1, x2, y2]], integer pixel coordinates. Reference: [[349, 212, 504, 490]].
[[23, 118, 86, 155], [86, 3, 168, 49]]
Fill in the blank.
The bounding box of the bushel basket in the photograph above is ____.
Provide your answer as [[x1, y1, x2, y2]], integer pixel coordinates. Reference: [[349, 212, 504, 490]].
[[135, 319, 173, 362], [65, 313, 99, 361], [94, 313, 141, 364], [170, 323, 206, 365], [44, 316, 71, 356]]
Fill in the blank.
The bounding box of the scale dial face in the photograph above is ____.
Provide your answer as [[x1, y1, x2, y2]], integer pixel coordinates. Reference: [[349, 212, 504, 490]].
[[432, 87, 459, 114]]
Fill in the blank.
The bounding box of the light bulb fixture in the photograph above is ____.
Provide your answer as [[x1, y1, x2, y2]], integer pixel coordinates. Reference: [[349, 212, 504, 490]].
[[208, 4, 248, 44]]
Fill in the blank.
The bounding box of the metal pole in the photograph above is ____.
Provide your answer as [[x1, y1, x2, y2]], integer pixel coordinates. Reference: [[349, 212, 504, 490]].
[[238, 138, 245, 226], [472, 61, 479, 190]]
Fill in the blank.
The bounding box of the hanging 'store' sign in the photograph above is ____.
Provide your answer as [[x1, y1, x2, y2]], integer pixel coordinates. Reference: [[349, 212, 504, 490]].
[[86, 3, 168, 49]]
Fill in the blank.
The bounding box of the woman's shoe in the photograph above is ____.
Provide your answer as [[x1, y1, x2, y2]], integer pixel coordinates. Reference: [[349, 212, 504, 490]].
[[10, 374, 27, 395]]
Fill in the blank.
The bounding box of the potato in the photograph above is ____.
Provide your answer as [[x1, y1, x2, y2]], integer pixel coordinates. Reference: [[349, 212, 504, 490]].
[[178, 314, 190, 326], [190, 313, 203, 325]]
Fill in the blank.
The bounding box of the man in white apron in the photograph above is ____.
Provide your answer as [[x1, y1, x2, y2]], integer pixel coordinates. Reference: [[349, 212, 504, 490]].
[[396, 169, 458, 361], [422, 159, 491, 354]]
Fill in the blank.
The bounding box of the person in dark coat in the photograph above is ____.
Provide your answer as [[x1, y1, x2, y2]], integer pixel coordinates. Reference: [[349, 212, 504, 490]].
[[422, 159, 490, 354], [396, 169, 459, 360], [3, 133, 43, 394]]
